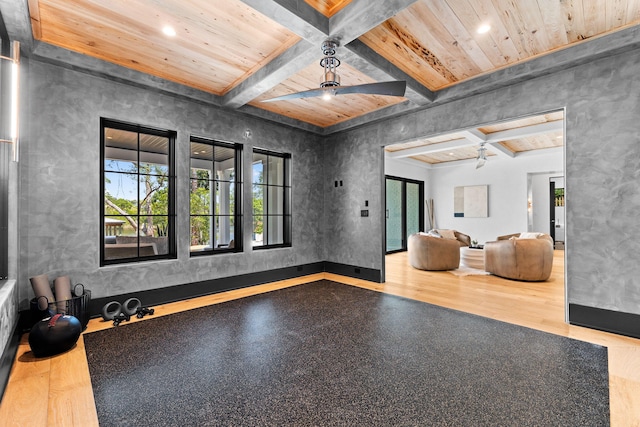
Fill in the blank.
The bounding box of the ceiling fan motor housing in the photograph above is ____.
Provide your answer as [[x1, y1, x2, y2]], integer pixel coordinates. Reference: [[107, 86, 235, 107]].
[[320, 40, 341, 87]]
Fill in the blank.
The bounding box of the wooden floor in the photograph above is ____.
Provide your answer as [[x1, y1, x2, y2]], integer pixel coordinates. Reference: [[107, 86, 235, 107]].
[[1, 250, 639, 426]]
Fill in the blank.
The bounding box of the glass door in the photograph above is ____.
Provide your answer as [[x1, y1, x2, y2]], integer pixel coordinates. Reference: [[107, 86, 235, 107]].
[[386, 176, 424, 253], [386, 179, 403, 252], [406, 182, 421, 238]]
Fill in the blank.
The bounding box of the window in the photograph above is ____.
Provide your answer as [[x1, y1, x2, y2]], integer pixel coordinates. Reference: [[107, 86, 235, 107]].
[[252, 149, 291, 248], [101, 119, 176, 265], [190, 137, 242, 255]]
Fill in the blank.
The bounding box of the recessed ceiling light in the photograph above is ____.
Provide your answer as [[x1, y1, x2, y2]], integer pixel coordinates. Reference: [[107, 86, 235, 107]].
[[163, 26, 176, 37], [477, 24, 491, 34]]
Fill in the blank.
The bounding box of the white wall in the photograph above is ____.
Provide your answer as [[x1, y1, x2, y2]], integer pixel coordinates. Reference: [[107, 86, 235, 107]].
[[385, 157, 429, 181], [427, 150, 563, 244]]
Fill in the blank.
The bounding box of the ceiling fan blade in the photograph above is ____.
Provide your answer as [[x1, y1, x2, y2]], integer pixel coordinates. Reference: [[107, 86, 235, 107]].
[[335, 81, 406, 97], [261, 81, 407, 103], [261, 87, 332, 103]]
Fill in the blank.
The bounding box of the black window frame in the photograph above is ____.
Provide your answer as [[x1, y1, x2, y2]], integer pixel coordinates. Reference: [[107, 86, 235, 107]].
[[189, 136, 243, 256], [252, 148, 291, 250], [100, 118, 177, 266]]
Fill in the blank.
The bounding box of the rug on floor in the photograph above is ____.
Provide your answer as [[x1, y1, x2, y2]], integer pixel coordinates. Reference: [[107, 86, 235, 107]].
[[448, 266, 491, 276], [84, 280, 609, 426]]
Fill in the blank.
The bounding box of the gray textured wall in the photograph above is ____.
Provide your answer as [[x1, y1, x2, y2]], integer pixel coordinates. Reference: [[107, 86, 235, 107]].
[[324, 47, 640, 315], [16, 45, 640, 317], [322, 129, 385, 271], [17, 59, 324, 307]]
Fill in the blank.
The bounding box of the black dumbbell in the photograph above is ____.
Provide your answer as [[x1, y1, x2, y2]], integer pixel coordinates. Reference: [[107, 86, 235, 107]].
[[112, 312, 130, 326], [136, 306, 155, 318]]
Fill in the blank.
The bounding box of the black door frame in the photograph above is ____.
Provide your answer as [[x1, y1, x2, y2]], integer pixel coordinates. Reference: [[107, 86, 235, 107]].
[[549, 181, 556, 241], [385, 175, 424, 254]]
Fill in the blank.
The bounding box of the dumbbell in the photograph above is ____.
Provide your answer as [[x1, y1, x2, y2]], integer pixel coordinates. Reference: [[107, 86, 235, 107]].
[[112, 312, 130, 326], [101, 298, 142, 326], [101, 298, 155, 325], [136, 306, 155, 318]]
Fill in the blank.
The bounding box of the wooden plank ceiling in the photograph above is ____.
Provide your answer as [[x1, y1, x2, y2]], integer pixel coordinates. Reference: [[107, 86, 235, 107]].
[[26, 0, 640, 133], [28, 0, 301, 95], [304, 0, 353, 17]]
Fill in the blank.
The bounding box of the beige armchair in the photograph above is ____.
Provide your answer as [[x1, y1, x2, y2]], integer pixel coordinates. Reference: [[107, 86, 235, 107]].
[[484, 233, 554, 281], [408, 233, 461, 271]]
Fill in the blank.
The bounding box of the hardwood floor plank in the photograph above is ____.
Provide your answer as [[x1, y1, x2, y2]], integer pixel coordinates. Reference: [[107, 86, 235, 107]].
[[609, 346, 640, 427], [0, 338, 50, 427], [47, 336, 99, 427]]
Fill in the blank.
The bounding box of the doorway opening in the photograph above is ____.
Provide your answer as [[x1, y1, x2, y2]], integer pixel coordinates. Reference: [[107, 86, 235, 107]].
[[385, 175, 424, 254], [383, 109, 567, 319]]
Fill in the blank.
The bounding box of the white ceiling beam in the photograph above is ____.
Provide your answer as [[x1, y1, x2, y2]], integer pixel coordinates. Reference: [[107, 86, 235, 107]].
[[388, 120, 564, 158], [485, 120, 563, 143], [487, 142, 516, 158], [387, 138, 471, 159], [514, 146, 564, 158], [385, 154, 433, 170], [459, 129, 486, 144], [459, 128, 514, 158]]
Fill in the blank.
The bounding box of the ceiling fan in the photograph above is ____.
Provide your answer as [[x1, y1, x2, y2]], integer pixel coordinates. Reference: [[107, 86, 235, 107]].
[[261, 40, 407, 103], [476, 142, 488, 169]]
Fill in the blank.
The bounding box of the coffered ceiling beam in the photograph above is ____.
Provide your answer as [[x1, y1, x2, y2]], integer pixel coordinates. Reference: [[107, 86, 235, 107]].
[[487, 142, 516, 158], [516, 146, 563, 158], [389, 120, 564, 158], [459, 129, 485, 144], [345, 39, 434, 104], [459, 130, 513, 158], [238, 0, 328, 43], [387, 138, 472, 159], [31, 43, 225, 107], [224, 0, 331, 108], [484, 120, 563, 142], [222, 39, 319, 108], [230, 0, 427, 109], [0, 0, 34, 51], [329, 0, 419, 44]]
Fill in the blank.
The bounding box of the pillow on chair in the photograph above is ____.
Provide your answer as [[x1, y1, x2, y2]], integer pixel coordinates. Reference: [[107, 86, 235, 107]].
[[518, 232, 543, 239], [437, 229, 457, 240]]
